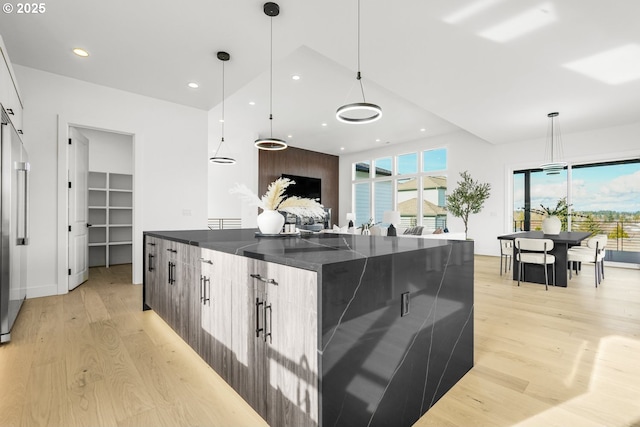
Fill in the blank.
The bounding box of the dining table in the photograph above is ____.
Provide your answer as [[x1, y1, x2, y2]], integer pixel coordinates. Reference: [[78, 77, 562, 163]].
[[497, 231, 592, 287]]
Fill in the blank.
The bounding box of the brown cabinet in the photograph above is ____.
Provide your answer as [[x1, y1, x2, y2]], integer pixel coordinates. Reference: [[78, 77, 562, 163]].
[[232, 258, 318, 427], [144, 236, 318, 427], [144, 236, 160, 311], [199, 248, 235, 380], [144, 238, 201, 348]]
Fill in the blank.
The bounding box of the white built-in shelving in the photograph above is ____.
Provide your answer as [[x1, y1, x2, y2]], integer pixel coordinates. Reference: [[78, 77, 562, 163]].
[[88, 171, 133, 267]]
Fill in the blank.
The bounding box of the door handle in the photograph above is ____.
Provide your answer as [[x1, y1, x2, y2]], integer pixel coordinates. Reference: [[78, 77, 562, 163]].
[[16, 162, 30, 245], [148, 253, 155, 272], [255, 298, 264, 338], [168, 262, 175, 285], [203, 277, 211, 304], [264, 302, 272, 343], [250, 273, 278, 286]]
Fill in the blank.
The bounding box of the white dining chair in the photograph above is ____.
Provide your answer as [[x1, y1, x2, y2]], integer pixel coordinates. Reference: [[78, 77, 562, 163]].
[[500, 240, 513, 276], [515, 238, 555, 290], [567, 234, 607, 287]]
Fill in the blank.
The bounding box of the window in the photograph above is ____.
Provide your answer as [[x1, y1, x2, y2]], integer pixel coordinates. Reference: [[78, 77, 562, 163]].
[[354, 161, 370, 180], [352, 148, 448, 229], [397, 153, 418, 175], [354, 182, 371, 227], [397, 177, 417, 227], [513, 158, 640, 262], [374, 181, 393, 224], [374, 157, 392, 178], [422, 176, 447, 229], [423, 148, 447, 172]]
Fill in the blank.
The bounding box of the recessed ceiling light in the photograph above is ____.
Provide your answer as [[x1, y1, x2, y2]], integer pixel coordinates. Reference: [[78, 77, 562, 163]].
[[375, 138, 381, 142], [188, 82, 199, 89], [340, 147, 345, 151], [292, 75, 301, 80], [287, 134, 293, 138], [72, 48, 89, 57], [321, 123, 327, 127], [564, 44, 640, 84], [420, 128, 426, 132], [249, 101, 256, 106], [219, 119, 224, 123]]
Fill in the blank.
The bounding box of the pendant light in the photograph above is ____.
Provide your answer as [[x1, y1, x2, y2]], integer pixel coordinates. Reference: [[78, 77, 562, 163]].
[[210, 51, 237, 165], [254, 2, 287, 151], [540, 112, 567, 175], [336, 0, 382, 124]]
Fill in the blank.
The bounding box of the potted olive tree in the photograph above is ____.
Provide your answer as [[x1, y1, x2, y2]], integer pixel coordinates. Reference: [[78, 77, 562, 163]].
[[446, 171, 491, 239]]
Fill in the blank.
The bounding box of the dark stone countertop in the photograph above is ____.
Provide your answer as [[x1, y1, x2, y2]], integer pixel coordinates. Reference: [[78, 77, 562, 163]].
[[144, 229, 461, 271]]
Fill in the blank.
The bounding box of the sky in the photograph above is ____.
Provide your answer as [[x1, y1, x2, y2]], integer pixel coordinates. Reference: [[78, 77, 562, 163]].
[[514, 162, 640, 213]]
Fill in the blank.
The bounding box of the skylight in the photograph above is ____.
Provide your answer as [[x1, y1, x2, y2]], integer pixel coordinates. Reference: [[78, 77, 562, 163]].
[[563, 44, 640, 85], [479, 3, 556, 43]]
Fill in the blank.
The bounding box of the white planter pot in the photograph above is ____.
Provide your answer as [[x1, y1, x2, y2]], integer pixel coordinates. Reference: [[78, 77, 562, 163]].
[[257, 209, 285, 234], [542, 215, 562, 235]]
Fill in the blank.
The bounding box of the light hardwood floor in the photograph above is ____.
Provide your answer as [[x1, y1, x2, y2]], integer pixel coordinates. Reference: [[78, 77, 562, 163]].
[[0, 257, 639, 427]]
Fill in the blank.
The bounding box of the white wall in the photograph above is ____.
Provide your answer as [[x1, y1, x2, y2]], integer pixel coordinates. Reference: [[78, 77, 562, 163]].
[[207, 105, 259, 228], [340, 123, 640, 257], [79, 127, 133, 174], [15, 65, 208, 297]]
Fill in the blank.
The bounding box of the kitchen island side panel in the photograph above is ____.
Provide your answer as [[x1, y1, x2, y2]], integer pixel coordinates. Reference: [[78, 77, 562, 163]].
[[319, 240, 474, 427]]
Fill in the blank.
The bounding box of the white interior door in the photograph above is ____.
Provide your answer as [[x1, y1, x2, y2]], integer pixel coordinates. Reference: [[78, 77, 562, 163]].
[[68, 127, 89, 290]]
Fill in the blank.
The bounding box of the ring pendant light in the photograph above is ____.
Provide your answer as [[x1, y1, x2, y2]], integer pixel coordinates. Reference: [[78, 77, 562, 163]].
[[254, 2, 288, 151], [210, 51, 237, 164], [540, 112, 567, 175], [336, 0, 382, 124]]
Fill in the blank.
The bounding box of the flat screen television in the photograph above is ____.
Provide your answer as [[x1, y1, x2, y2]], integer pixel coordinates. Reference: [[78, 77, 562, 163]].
[[281, 174, 321, 203]]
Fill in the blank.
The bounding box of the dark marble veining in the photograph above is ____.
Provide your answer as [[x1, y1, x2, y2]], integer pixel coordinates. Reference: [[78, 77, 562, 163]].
[[145, 229, 474, 426], [319, 241, 474, 426]]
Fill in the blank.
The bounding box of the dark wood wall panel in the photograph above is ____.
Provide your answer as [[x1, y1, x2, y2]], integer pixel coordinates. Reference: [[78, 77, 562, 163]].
[[259, 146, 339, 220]]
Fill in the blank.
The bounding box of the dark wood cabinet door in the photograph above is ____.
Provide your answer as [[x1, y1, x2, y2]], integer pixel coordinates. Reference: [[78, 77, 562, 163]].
[[144, 236, 159, 310]]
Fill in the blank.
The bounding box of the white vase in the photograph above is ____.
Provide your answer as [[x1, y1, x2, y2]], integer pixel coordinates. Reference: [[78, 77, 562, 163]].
[[542, 215, 561, 235], [257, 209, 285, 234]]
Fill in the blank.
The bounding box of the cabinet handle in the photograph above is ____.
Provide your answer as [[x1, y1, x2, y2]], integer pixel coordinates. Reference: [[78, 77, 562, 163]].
[[6, 108, 14, 115], [166, 248, 177, 253], [148, 253, 155, 272], [168, 262, 175, 285], [203, 277, 211, 304], [147, 242, 156, 246], [199, 258, 213, 265], [264, 302, 272, 343], [255, 298, 264, 338], [200, 275, 204, 302], [17, 130, 23, 135], [250, 274, 278, 286]]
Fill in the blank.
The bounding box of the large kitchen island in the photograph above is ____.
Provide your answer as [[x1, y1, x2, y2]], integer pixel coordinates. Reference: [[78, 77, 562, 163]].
[[143, 229, 474, 427]]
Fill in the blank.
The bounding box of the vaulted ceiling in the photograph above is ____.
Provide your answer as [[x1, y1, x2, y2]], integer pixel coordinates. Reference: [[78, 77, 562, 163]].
[[2, 0, 640, 155]]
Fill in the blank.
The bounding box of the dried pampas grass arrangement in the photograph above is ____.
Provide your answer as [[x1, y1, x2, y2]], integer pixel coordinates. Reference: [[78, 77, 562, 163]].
[[229, 177, 325, 219]]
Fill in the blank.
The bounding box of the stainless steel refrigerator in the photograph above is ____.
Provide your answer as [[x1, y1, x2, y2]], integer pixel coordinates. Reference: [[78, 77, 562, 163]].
[[0, 104, 29, 343]]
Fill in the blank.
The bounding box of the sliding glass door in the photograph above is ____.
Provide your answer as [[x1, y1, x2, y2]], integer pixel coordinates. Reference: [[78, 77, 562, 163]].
[[514, 159, 640, 263]]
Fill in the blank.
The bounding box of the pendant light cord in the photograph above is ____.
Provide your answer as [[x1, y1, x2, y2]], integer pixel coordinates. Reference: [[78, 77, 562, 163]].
[[356, 0, 367, 103], [212, 58, 226, 158], [269, 15, 274, 138]]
